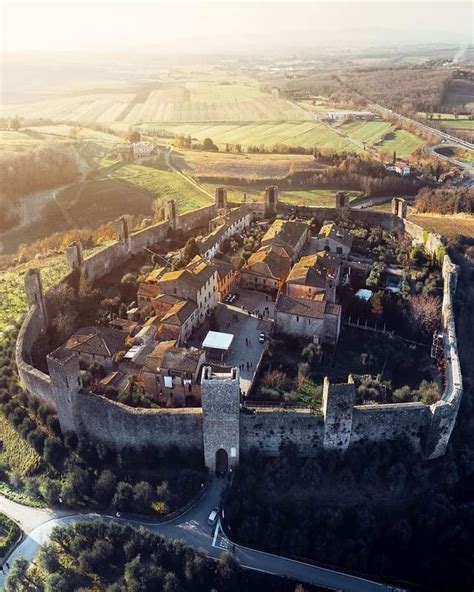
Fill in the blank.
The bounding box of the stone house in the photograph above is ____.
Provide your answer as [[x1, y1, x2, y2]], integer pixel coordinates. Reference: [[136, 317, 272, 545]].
[[260, 219, 310, 262], [156, 258, 218, 321], [137, 267, 167, 308], [240, 246, 291, 295], [275, 294, 342, 344], [200, 205, 253, 260], [313, 223, 353, 257], [157, 299, 198, 345], [63, 327, 127, 370], [142, 343, 205, 406], [211, 258, 235, 301], [285, 253, 341, 304]]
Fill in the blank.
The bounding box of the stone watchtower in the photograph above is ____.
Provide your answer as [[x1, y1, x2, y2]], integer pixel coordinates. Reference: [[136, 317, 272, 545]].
[[336, 191, 349, 209], [66, 241, 83, 271], [391, 197, 407, 219], [165, 199, 178, 231], [46, 348, 82, 433], [24, 269, 48, 333], [264, 186, 278, 217], [115, 216, 130, 250], [201, 366, 240, 473], [215, 186, 228, 210], [322, 376, 356, 451]]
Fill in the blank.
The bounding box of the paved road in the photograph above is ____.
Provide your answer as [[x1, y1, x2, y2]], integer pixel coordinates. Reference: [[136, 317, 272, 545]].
[[0, 479, 404, 592]]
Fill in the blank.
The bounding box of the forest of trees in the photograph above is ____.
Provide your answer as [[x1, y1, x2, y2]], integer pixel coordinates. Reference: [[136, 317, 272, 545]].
[[282, 66, 453, 114], [0, 144, 79, 232], [4, 520, 314, 592], [305, 155, 423, 196], [415, 187, 474, 215], [224, 236, 474, 592]]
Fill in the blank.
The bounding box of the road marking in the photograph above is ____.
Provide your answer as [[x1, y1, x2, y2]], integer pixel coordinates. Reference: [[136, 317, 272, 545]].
[[212, 523, 219, 547]]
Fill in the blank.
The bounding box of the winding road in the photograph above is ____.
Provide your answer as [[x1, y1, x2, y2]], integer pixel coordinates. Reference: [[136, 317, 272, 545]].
[[0, 480, 405, 592]]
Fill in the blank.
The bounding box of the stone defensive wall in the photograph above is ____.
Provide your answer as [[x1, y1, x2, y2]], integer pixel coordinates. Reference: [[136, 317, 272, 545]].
[[73, 390, 204, 452], [15, 195, 463, 461]]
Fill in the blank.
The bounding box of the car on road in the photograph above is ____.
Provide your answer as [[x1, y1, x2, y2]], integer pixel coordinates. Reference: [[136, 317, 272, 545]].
[[207, 508, 220, 526], [259, 332, 265, 343]]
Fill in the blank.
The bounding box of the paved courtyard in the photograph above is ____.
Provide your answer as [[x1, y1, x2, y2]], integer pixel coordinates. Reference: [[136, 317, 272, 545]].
[[190, 289, 274, 395]]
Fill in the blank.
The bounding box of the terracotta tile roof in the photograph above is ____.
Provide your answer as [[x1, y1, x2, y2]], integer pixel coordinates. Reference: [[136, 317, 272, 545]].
[[318, 223, 353, 249], [161, 348, 203, 374], [211, 258, 233, 280], [244, 246, 291, 281], [276, 294, 341, 320], [144, 267, 166, 283], [161, 300, 197, 326], [138, 283, 161, 300], [153, 293, 182, 306], [287, 253, 340, 288], [143, 340, 177, 372], [144, 344, 203, 374], [65, 327, 126, 358], [261, 219, 309, 255]]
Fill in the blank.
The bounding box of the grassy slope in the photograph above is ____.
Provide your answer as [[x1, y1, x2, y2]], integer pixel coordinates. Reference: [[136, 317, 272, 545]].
[[111, 163, 212, 212], [340, 121, 423, 156], [0, 255, 68, 336]]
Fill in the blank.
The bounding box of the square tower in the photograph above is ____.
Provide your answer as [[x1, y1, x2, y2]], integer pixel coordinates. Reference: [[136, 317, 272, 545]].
[[66, 241, 84, 270], [24, 269, 48, 332], [47, 347, 82, 433], [322, 376, 356, 451], [215, 186, 228, 210], [264, 186, 278, 217], [201, 366, 240, 473]]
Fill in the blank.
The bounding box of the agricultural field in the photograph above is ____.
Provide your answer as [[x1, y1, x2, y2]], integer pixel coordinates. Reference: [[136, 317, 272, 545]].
[[340, 121, 423, 156], [0, 125, 121, 154], [141, 121, 360, 152], [1, 80, 309, 124], [174, 149, 323, 179], [409, 214, 474, 239]]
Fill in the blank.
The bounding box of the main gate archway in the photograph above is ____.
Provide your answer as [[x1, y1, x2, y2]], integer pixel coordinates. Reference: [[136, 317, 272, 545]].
[[215, 448, 228, 474]]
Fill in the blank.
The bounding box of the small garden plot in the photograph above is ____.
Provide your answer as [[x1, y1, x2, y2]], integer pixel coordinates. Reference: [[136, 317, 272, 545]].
[[254, 329, 440, 407]]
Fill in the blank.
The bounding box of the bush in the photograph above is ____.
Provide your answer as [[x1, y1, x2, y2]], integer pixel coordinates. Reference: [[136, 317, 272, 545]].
[[112, 482, 134, 511]]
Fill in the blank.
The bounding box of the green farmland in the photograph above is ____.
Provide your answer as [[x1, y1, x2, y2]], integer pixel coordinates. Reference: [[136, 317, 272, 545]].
[[139, 120, 423, 156], [340, 121, 423, 156], [139, 121, 361, 152]]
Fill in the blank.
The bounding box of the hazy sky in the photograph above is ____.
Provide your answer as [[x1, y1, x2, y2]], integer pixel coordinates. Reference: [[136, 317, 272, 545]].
[[2, 0, 472, 53]]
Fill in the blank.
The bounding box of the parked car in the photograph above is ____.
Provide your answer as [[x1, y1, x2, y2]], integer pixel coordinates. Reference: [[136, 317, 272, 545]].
[[207, 507, 220, 526], [259, 332, 265, 343]]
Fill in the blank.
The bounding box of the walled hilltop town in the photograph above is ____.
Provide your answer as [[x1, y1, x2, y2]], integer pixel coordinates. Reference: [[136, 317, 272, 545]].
[[16, 186, 463, 473]]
